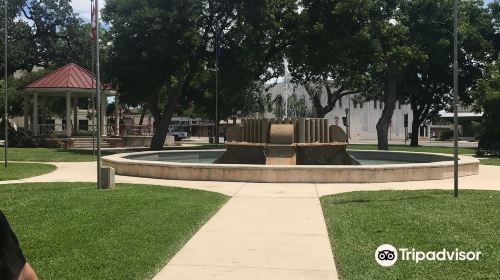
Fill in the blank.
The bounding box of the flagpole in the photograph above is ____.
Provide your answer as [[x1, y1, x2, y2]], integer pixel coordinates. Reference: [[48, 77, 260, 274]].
[[4, 0, 8, 169], [95, 0, 102, 189], [91, 0, 95, 156]]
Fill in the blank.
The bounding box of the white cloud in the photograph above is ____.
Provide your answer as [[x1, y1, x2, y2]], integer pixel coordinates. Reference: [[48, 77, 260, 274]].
[[71, 0, 106, 22]]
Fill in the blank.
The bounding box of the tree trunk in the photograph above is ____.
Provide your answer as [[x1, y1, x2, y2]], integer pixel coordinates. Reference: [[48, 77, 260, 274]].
[[410, 119, 420, 146], [410, 101, 420, 147], [150, 91, 182, 150], [138, 109, 146, 126], [149, 98, 161, 128], [150, 66, 189, 150], [410, 101, 431, 147], [376, 69, 398, 150], [315, 108, 327, 118]]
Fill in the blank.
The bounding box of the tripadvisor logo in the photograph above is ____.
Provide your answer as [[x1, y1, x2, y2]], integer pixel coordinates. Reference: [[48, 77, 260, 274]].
[[375, 244, 481, 267], [375, 244, 398, 267]]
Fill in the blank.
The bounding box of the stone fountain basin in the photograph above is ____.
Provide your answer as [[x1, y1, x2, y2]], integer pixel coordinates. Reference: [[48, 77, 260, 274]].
[[102, 149, 479, 183]]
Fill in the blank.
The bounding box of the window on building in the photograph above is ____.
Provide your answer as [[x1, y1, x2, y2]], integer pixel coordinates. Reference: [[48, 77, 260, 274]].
[[374, 101, 377, 109], [380, 101, 384, 109], [360, 102, 364, 109], [339, 98, 343, 108], [398, 102, 402, 110], [353, 101, 358, 109]]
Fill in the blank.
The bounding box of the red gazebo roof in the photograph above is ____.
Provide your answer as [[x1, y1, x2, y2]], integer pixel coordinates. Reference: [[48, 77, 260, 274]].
[[25, 63, 98, 89]]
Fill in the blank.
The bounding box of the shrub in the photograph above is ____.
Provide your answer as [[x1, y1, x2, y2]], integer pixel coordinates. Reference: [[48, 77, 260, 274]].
[[1, 119, 40, 147], [39, 133, 64, 148], [439, 129, 454, 141]]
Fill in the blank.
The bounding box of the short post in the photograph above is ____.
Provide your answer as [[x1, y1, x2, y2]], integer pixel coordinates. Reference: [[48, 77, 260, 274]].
[[100, 166, 115, 189]]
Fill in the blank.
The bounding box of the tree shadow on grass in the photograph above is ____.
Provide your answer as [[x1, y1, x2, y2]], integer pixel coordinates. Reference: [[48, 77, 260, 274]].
[[54, 149, 114, 156], [329, 194, 443, 205]]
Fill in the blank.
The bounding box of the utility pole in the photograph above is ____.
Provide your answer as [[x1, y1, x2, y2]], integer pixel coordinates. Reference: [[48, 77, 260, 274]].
[[453, 0, 459, 197]]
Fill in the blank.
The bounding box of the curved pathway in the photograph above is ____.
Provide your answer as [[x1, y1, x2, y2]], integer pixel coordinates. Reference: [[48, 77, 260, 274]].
[[2, 162, 499, 280]]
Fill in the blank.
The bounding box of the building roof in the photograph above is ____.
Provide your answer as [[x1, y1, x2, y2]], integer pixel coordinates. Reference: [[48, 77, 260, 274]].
[[440, 112, 483, 118], [24, 63, 99, 90]]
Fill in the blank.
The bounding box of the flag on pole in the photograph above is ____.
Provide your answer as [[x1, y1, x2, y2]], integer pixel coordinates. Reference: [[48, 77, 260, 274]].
[[90, 1, 97, 41]]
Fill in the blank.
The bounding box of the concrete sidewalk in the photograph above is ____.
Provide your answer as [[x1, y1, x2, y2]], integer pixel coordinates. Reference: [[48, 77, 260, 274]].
[[153, 184, 338, 280]]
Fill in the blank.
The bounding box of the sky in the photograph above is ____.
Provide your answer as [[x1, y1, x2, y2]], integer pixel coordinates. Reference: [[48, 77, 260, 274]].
[[71, 0, 106, 22]]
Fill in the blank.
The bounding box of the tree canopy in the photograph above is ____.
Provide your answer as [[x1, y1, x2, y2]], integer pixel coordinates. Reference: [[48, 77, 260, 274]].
[[1, 0, 499, 150], [104, 0, 297, 149]]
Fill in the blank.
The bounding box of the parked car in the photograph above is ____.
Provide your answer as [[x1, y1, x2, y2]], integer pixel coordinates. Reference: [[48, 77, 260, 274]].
[[167, 131, 189, 141]]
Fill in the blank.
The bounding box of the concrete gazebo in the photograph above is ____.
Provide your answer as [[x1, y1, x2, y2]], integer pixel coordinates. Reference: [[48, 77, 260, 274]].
[[20, 63, 118, 137]]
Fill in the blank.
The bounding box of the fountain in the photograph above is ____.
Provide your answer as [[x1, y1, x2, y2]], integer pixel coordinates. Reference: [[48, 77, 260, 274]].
[[101, 118, 480, 183], [215, 118, 359, 165]]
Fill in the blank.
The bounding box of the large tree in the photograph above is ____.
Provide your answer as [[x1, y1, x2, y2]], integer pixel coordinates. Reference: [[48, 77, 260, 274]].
[[1, 0, 36, 75], [20, 0, 91, 68], [104, 0, 219, 150], [1, 0, 95, 126], [286, 0, 372, 118], [104, 0, 297, 150], [361, 0, 426, 150], [472, 56, 500, 144], [1, 0, 92, 74], [402, 0, 496, 146]]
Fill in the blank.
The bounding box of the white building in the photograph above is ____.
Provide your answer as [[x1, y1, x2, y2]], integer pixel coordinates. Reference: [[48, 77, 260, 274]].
[[264, 82, 414, 141]]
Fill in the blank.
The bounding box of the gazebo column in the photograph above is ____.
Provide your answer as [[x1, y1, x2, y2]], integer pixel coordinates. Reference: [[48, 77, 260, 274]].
[[33, 92, 39, 136], [41, 97, 47, 135], [101, 94, 107, 136], [73, 96, 78, 135], [114, 95, 120, 136], [23, 93, 29, 130], [66, 92, 72, 137]]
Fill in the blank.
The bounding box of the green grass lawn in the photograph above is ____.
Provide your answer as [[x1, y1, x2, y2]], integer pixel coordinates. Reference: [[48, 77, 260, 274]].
[[0, 148, 99, 162], [0, 144, 222, 162], [321, 190, 500, 280], [479, 158, 500, 166], [348, 144, 476, 155], [1, 163, 56, 180], [0, 183, 228, 279]]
